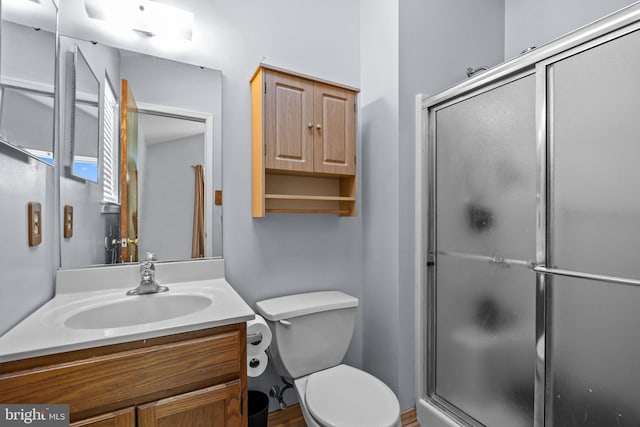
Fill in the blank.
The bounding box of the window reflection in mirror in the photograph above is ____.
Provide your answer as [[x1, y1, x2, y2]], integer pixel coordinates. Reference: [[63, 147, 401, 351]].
[[71, 46, 100, 182], [0, 2, 57, 164]]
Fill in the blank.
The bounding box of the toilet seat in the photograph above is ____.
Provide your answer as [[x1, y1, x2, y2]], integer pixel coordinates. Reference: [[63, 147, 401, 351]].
[[304, 364, 400, 427]]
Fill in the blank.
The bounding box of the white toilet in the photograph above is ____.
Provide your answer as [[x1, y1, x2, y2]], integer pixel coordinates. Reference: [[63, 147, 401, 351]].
[[256, 291, 401, 427]]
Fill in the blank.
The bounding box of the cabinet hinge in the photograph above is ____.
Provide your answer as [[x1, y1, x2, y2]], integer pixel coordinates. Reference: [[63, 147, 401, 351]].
[[264, 143, 267, 156], [264, 82, 267, 94]]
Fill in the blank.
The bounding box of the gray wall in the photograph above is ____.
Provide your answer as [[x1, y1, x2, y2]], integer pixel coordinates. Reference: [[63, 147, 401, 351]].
[[0, 21, 57, 335], [360, 0, 401, 404], [399, 0, 505, 409], [140, 133, 204, 261], [504, 0, 638, 59], [359, 0, 506, 410], [203, 0, 363, 408], [0, 153, 56, 335], [58, 0, 362, 411], [2, 20, 55, 87]]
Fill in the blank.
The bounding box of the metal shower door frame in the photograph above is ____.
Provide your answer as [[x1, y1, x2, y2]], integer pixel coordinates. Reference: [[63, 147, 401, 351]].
[[421, 70, 539, 427], [415, 5, 640, 427]]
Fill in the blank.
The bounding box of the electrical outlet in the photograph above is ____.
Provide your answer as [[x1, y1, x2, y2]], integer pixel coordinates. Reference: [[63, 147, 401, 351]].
[[64, 205, 73, 238], [28, 202, 42, 247]]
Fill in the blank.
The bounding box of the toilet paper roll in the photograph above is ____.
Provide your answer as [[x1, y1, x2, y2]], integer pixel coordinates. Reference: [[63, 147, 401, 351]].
[[247, 351, 268, 377], [247, 314, 272, 356]]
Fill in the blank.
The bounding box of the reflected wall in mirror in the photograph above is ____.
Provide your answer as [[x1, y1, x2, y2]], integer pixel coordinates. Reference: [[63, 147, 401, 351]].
[[59, 36, 222, 269], [137, 112, 208, 262], [0, 0, 57, 164], [70, 46, 100, 182]]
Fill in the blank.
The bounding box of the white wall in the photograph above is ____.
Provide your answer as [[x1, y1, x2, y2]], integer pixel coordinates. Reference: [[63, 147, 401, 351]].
[[505, 0, 638, 59]]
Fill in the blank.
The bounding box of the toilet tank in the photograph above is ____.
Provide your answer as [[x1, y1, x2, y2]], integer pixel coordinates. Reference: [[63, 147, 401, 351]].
[[256, 291, 358, 380]]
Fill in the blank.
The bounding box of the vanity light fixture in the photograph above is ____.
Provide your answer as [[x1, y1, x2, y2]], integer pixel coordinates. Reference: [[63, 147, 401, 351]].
[[84, 0, 193, 41]]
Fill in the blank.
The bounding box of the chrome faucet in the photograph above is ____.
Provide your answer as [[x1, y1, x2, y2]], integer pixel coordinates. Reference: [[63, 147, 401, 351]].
[[126, 252, 169, 295]]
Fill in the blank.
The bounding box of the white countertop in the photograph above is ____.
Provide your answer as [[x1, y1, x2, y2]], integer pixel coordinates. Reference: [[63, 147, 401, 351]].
[[0, 259, 255, 362]]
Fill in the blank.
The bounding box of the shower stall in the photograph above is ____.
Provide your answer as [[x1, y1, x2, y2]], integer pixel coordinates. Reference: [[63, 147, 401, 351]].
[[415, 4, 640, 427]]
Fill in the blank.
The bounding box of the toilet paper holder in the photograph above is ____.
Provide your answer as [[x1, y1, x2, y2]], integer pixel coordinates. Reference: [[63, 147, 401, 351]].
[[247, 332, 263, 345]]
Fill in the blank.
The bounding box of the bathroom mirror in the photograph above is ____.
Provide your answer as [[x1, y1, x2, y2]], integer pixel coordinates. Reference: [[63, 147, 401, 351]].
[[58, 35, 222, 269], [0, 0, 57, 164], [70, 46, 100, 182]]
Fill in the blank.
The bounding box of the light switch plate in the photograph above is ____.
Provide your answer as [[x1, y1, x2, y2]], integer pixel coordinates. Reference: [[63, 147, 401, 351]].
[[64, 205, 73, 238], [28, 202, 42, 247]]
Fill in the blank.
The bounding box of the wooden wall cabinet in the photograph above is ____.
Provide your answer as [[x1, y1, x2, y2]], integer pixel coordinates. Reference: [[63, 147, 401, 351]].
[[251, 65, 359, 217], [0, 324, 247, 427]]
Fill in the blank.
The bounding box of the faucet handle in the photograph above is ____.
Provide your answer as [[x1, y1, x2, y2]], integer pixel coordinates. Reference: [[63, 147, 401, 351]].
[[143, 252, 157, 262]]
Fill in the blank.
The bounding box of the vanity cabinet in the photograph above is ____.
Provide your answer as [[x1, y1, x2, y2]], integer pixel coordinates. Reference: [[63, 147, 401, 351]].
[[0, 324, 247, 427], [138, 381, 241, 426], [251, 65, 359, 217], [70, 407, 136, 427]]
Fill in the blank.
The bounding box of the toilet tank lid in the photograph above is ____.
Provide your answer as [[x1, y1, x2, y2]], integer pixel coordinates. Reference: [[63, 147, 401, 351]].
[[256, 291, 358, 321]]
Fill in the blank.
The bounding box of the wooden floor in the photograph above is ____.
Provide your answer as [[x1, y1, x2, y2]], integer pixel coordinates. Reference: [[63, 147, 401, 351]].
[[400, 408, 420, 427], [268, 405, 419, 427]]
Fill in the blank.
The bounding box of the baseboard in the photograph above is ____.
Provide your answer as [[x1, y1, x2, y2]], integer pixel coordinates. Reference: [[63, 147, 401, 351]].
[[267, 405, 419, 427]]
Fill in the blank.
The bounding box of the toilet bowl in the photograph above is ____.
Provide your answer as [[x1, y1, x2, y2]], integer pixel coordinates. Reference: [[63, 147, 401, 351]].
[[294, 364, 400, 427], [256, 291, 401, 427]]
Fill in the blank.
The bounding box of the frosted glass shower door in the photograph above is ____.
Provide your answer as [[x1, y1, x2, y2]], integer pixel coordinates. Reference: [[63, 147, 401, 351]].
[[547, 28, 640, 427], [432, 75, 537, 427]]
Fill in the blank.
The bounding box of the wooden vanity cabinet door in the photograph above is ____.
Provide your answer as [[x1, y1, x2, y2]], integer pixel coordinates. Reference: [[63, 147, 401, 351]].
[[264, 70, 315, 173], [137, 381, 242, 427], [70, 407, 135, 427], [313, 82, 356, 175]]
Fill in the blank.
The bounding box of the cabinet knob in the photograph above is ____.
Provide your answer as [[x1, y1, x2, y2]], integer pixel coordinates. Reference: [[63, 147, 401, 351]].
[[308, 123, 313, 129], [316, 124, 322, 130]]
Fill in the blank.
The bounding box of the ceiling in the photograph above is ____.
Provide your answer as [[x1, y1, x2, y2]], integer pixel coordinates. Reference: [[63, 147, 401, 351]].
[[138, 112, 204, 145]]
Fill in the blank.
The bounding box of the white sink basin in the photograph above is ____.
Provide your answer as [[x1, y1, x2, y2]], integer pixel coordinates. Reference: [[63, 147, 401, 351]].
[[64, 294, 212, 329], [0, 259, 257, 363]]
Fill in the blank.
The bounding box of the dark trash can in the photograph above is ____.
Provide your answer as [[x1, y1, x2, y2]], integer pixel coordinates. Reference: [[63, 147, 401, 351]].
[[248, 390, 269, 427]]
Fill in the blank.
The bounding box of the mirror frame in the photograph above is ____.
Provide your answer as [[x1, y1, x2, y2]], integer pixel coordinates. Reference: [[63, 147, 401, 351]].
[[69, 45, 100, 182]]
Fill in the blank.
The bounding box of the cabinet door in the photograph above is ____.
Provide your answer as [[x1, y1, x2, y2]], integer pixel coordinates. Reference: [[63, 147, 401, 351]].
[[265, 71, 314, 173], [70, 407, 135, 427], [137, 381, 242, 427], [313, 82, 355, 175]]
